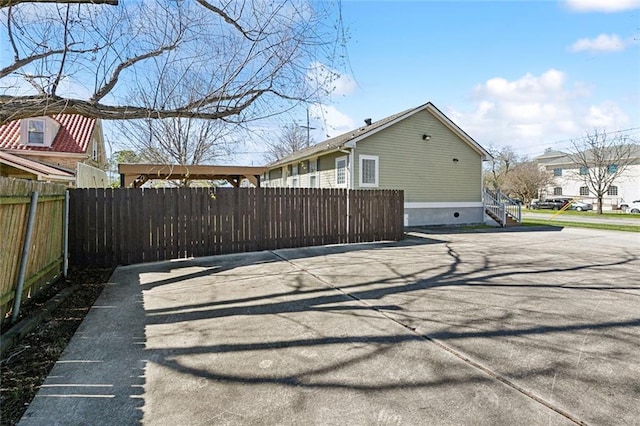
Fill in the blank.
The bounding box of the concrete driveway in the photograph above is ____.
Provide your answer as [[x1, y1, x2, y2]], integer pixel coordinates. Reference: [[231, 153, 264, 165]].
[[20, 227, 640, 425]]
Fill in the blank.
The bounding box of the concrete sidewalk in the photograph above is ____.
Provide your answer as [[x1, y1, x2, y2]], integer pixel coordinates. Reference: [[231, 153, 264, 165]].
[[20, 227, 640, 425]]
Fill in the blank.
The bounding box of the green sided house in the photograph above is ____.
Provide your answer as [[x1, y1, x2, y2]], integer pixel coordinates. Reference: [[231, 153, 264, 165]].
[[262, 102, 492, 227]]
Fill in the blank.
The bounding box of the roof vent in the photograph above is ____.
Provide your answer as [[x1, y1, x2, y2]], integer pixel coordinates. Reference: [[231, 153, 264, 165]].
[[364, 118, 372, 126]]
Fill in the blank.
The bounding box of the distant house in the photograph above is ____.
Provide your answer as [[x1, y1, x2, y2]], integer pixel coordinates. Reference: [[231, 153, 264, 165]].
[[262, 102, 491, 226], [535, 145, 640, 210], [0, 114, 108, 187]]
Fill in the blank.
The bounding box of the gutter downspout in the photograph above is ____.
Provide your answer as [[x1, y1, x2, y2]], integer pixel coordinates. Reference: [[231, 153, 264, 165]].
[[339, 147, 354, 241], [338, 148, 354, 190]]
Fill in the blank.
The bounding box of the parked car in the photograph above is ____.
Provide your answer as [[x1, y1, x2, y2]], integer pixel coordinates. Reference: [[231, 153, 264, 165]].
[[532, 198, 571, 210], [625, 200, 640, 213], [568, 200, 593, 211]]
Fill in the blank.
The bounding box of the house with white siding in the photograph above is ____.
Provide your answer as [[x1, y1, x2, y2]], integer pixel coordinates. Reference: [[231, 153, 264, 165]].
[[262, 102, 492, 227], [535, 145, 640, 211]]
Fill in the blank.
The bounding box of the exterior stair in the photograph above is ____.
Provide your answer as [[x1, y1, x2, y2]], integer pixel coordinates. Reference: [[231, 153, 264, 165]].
[[483, 189, 522, 228]]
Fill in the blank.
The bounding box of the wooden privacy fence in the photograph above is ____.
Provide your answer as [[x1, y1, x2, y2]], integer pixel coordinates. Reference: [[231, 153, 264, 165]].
[[69, 187, 404, 268], [0, 178, 67, 319]]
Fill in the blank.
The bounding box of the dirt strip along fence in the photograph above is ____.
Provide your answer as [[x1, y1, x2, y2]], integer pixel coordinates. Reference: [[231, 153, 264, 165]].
[[69, 187, 404, 268], [0, 177, 67, 319]]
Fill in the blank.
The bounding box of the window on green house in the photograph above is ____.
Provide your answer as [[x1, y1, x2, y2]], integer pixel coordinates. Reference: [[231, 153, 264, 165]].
[[359, 155, 379, 187], [335, 156, 347, 186]]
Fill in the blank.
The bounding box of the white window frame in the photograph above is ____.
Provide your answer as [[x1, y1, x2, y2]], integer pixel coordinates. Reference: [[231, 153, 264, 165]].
[[27, 119, 46, 145], [335, 156, 347, 187], [308, 158, 318, 188], [359, 154, 379, 188], [288, 164, 299, 187]]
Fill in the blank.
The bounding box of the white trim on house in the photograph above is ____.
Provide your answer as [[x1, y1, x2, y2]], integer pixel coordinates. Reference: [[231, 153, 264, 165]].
[[404, 202, 484, 208], [359, 154, 379, 188]]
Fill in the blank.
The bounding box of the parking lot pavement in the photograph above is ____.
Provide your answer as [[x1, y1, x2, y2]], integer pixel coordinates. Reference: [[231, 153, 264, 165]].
[[20, 227, 640, 425]]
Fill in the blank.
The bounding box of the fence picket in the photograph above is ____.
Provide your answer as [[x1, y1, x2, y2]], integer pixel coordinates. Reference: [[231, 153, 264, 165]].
[[67, 187, 404, 267]]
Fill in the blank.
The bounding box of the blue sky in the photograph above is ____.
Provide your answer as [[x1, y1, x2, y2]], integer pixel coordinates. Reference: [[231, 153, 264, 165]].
[[2, 1, 638, 164], [257, 0, 639, 164]]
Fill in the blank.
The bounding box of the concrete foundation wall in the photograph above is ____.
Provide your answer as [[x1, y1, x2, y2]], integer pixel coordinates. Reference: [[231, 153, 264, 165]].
[[405, 206, 485, 227]]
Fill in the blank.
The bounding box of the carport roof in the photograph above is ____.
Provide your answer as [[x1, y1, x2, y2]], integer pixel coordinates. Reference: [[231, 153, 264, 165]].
[[118, 163, 269, 188]]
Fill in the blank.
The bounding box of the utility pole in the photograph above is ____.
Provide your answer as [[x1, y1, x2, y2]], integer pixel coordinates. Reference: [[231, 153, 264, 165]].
[[298, 107, 315, 148]]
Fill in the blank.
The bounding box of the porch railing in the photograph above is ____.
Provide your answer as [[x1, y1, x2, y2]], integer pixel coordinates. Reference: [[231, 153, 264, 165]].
[[483, 189, 522, 227]]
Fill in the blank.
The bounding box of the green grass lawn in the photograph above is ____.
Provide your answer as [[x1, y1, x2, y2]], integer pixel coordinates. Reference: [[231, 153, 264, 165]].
[[521, 218, 640, 233], [522, 209, 640, 219]]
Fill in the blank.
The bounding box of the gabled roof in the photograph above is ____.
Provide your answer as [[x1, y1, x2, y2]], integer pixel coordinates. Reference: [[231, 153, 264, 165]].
[[0, 151, 75, 181], [0, 114, 97, 154], [267, 102, 490, 167], [535, 144, 640, 166]]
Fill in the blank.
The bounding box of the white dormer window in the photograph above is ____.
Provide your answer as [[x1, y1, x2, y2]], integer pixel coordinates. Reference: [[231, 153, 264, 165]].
[[21, 117, 59, 147], [28, 119, 45, 144]]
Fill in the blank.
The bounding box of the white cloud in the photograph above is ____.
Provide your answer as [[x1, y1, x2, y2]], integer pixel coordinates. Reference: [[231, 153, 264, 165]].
[[474, 69, 565, 102], [307, 62, 357, 97], [449, 69, 631, 156], [584, 102, 630, 128], [570, 34, 627, 53], [309, 103, 355, 138], [564, 0, 640, 13]]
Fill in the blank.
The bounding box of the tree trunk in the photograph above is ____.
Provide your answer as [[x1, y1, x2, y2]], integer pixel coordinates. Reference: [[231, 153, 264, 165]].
[[597, 195, 603, 214]]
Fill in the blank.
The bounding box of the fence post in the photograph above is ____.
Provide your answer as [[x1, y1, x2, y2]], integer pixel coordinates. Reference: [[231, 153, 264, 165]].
[[63, 189, 69, 277], [12, 191, 39, 322]]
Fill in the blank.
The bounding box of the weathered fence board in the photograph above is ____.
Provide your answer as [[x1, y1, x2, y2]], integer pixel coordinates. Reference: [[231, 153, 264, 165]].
[[0, 178, 67, 319], [69, 187, 404, 268]]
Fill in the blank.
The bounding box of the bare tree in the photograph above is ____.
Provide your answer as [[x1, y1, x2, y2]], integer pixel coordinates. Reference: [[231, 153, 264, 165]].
[[568, 129, 637, 214], [502, 161, 555, 206], [117, 117, 233, 166], [1, 1, 345, 124], [263, 124, 310, 163], [483, 145, 520, 190]]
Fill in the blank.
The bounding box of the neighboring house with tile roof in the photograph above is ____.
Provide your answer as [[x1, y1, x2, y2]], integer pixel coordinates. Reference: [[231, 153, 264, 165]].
[[262, 102, 491, 226], [535, 145, 640, 210], [0, 114, 108, 187]]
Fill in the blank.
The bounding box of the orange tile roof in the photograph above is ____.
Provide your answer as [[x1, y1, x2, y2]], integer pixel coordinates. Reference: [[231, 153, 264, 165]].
[[0, 114, 96, 154]]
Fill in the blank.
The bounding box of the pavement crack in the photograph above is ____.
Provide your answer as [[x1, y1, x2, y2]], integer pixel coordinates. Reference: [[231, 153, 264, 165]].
[[269, 249, 589, 426]]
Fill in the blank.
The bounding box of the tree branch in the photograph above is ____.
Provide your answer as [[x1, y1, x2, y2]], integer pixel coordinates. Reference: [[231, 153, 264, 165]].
[[1, 0, 118, 6], [0, 46, 100, 79], [90, 43, 181, 102], [0, 94, 258, 123], [194, 0, 259, 42]]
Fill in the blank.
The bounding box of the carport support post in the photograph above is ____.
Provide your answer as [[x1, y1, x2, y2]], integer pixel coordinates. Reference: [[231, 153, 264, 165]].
[[12, 191, 39, 323]]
